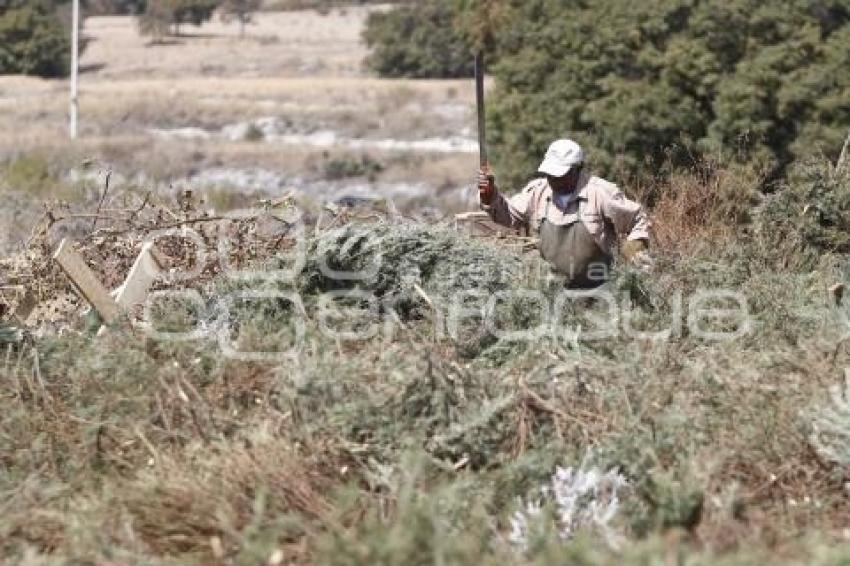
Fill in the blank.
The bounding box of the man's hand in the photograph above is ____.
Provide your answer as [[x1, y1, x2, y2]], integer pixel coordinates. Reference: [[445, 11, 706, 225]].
[[478, 166, 495, 205], [622, 239, 654, 272]]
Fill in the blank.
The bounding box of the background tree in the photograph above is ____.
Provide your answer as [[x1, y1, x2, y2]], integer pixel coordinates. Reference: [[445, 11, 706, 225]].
[[138, 0, 171, 40], [362, 0, 473, 79], [366, 0, 849, 188], [138, 0, 219, 38], [85, 0, 146, 14], [0, 0, 71, 77], [220, 0, 261, 38], [476, 0, 850, 187]]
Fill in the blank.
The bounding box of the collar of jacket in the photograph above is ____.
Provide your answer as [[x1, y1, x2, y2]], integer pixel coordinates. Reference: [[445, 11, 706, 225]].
[[543, 171, 591, 200]]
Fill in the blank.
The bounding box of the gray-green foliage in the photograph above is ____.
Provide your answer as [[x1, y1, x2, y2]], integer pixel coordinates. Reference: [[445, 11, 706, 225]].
[[0, 0, 71, 77], [6, 163, 850, 562], [755, 157, 850, 270], [0, 325, 22, 343], [807, 374, 850, 470]]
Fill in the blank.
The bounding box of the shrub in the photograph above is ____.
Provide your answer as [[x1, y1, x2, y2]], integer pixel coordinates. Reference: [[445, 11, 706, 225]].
[[363, 0, 473, 79], [0, 154, 63, 196], [263, 0, 414, 13], [138, 0, 220, 38], [754, 157, 850, 270], [84, 0, 146, 14], [220, 0, 261, 37], [0, 0, 71, 77], [321, 154, 383, 180]]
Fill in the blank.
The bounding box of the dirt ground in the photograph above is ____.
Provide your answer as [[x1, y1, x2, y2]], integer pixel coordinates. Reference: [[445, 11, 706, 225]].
[[0, 6, 481, 253], [83, 8, 370, 79]]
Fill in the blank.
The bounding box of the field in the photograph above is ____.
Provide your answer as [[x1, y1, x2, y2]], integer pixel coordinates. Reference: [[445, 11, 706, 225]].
[[0, 7, 478, 253], [3, 4, 850, 565]]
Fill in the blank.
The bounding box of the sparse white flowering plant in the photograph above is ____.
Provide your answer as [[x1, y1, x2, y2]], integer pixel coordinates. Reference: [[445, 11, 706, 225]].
[[509, 459, 629, 551]]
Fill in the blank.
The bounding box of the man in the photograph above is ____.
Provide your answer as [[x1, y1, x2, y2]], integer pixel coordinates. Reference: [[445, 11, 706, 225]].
[[479, 139, 651, 288]]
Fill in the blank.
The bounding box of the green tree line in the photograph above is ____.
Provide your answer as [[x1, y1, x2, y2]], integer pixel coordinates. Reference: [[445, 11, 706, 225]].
[[366, 0, 850, 186]]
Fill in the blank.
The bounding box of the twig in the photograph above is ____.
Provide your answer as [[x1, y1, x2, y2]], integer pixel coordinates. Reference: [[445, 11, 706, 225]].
[[32, 346, 58, 417], [91, 215, 231, 237], [135, 215, 230, 231], [413, 283, 435, 309], [14, 344, 26, 381], [838, 131, 850, 174], [24, 212, 50, 248], [91, 171, 112, 231], [0, 464, 49, 516], [132, 190, 152, 214], [135, 425, 160, 465], [520, 383, 589, 428], [53, 212, 128, 222]]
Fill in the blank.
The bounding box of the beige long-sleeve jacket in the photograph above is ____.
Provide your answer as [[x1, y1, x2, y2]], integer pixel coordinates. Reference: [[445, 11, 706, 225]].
[[480, 173, 651, 256]]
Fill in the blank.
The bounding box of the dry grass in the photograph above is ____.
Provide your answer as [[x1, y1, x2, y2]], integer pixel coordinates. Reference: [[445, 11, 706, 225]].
[[640, 163, 764, 257], [82, 9, 370, 80], [0, 9, 479, 251], [0, 8, 477, 192], [0, 76, 474, 144]]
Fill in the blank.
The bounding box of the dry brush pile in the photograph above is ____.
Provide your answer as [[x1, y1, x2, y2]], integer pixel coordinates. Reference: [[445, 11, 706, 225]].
[[2, 160, 850, 563]]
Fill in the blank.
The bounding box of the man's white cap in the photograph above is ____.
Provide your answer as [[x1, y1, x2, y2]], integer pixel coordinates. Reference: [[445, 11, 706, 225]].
[[537, 139, 585, 177]]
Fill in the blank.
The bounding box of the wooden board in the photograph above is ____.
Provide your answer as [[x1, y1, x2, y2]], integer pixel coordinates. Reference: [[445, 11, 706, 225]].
[[454, 211, 518, 237], [53, 238, 119, 324], [115, 242, 165, 310]]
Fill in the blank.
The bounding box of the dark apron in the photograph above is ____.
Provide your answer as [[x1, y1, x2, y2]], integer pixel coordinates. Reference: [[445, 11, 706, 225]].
[[538, 198, 611, 289]]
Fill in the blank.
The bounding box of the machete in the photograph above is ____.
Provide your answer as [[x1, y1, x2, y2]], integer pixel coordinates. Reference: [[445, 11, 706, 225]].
[[475, 51, 487, 168]]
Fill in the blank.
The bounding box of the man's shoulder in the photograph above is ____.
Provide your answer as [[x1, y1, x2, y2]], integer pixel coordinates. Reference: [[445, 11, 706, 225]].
[[520, 177, 549, 194], [583, 175, 620, 196]]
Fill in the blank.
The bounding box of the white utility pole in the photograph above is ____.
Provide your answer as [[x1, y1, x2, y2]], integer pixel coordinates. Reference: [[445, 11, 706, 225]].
[[70, 0, 80, 140]]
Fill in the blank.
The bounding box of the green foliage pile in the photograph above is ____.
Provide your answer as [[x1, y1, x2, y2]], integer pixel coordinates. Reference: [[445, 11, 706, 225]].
[[362, 0, 474, 79], [756, 159, 850, 269], [0, 0, 71, 77]]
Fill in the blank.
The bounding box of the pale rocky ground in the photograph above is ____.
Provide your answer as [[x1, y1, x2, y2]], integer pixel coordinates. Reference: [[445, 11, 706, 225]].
[[0, 6, 482, 254]]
